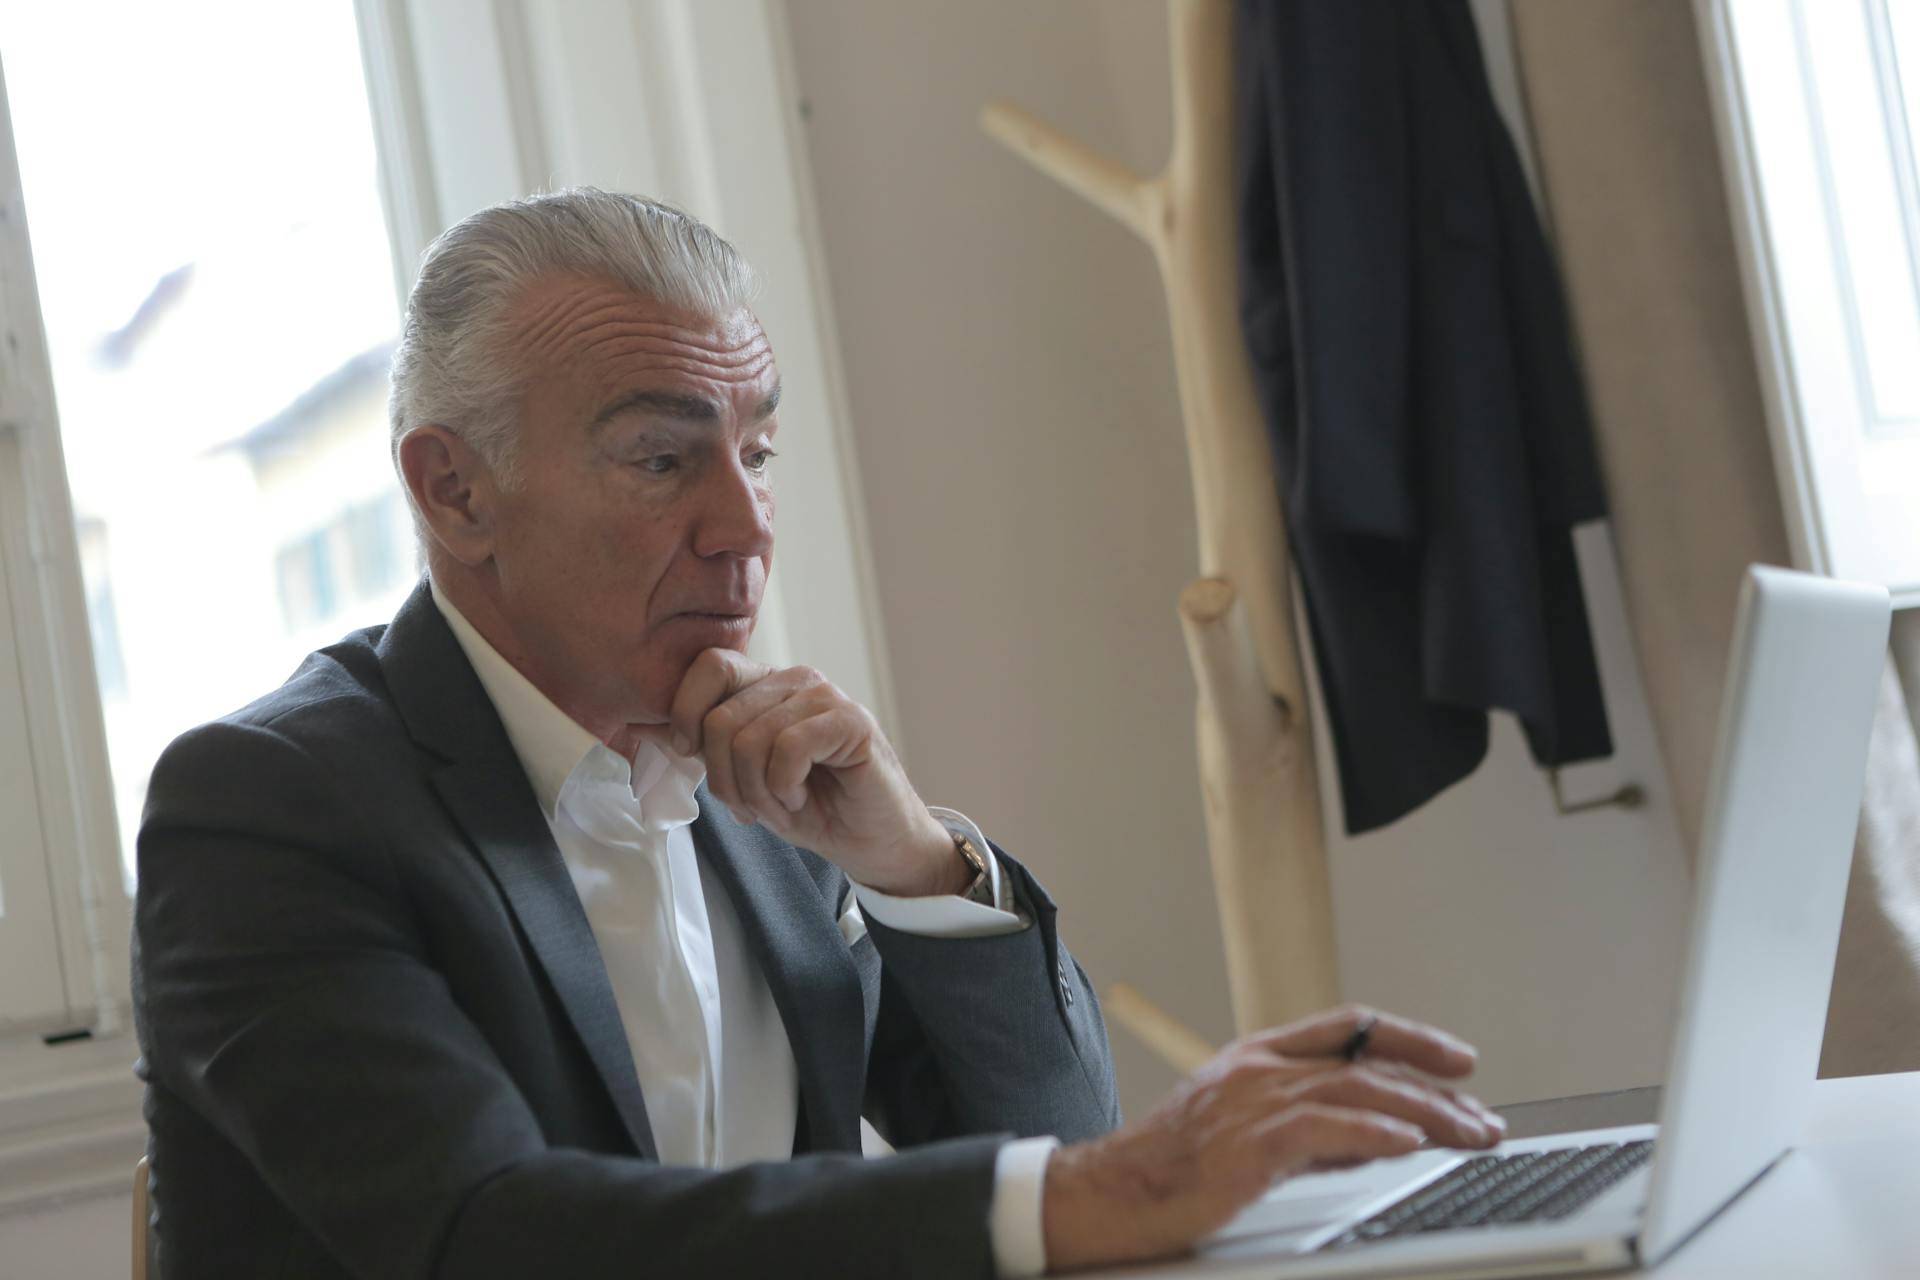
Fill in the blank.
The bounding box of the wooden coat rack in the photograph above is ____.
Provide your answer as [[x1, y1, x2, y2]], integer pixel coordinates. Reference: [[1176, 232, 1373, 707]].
[[982, 0, 1336, 1048]]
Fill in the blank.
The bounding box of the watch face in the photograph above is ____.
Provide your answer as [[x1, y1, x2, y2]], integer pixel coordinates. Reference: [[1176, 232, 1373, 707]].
[[952, 835, 991, 904]]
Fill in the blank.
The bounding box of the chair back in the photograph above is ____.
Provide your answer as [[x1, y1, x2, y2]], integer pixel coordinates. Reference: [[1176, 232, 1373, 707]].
[[132, 1155, 153, 1280]]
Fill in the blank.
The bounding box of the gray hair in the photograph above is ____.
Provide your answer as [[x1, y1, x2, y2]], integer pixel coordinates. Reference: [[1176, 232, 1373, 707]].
[[388, 187, 756, 486]]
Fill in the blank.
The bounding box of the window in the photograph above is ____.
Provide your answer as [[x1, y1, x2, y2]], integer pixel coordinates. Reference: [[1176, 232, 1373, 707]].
[[0, 0, 886, 1207], [1703, 0, 1920, 598], [1, 1, 408, 882], [75, 520, 128, 704]]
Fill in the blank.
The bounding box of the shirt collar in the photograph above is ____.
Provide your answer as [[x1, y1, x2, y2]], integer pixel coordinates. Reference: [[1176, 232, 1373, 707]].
[[430, 578, 704, 828]]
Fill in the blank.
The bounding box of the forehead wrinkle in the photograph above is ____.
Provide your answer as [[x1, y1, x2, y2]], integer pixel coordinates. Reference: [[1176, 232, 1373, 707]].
[[571, 319, 771, 368], [575, 318, 771, 358], [513, 280, 767, 372], [581, 335, 776, 388], [513, 288, 637, 369]]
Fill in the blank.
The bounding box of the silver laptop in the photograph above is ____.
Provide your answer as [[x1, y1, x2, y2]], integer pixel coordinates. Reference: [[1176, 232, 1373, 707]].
[[1169, 565, 1891, 1280]]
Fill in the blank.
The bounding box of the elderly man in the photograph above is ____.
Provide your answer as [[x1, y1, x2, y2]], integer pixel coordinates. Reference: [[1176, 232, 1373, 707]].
[[133, 189, 1502, 1279]]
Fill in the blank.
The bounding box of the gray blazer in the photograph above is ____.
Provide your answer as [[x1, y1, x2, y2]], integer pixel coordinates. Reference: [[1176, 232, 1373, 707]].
[[132, 582, 1121, 1279]]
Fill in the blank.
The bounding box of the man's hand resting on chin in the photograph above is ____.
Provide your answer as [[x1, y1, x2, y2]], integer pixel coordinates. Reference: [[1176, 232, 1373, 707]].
[[644, 647, 968, 898], [643, 654, 1499, 1276], [1043, 1005, 1504, 1272]]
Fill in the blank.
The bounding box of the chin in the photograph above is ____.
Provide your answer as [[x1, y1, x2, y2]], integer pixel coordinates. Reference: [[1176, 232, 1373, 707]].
[[628, 626, 757, 717]]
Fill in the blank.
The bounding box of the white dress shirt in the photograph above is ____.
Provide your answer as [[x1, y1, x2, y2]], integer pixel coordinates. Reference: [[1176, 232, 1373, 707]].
[[433, 585, 1060, 1277]]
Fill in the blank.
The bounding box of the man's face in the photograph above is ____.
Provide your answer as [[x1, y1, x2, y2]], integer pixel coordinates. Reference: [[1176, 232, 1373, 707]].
[[481, 274, 779, 731]]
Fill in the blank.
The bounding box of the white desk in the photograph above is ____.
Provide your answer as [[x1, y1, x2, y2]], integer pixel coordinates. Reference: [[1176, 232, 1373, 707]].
[[1085, 1072, 1920, 1279], [1610, 1071, 1918, 1278]]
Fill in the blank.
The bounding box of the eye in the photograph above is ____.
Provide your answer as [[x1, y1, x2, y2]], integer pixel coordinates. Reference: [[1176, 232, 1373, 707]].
[[638, 454, 679, 475], [744, 447, 779, 474]]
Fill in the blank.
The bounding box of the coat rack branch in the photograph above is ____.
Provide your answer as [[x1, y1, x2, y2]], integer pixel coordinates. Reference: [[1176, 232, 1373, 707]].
[[983, 0, 1339, 1055]]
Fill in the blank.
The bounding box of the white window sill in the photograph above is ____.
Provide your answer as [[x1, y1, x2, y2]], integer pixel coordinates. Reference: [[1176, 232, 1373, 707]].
[[0, 1022, 145, 1215]]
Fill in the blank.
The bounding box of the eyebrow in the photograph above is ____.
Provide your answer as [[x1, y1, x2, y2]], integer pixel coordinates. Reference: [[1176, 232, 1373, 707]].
[[592, 382, 782, 426]]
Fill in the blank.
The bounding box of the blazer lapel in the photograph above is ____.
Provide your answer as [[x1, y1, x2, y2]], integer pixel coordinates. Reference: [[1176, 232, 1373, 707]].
[[377, 583, 658, 1159], [689, 798, 867, 1154]]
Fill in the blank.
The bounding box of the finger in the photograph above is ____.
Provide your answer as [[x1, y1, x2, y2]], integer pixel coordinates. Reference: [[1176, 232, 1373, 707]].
[[767, 707, 875, 812], [1364, 1060, 1506, 1134], [1250, 1006, 1479, 1079], [689, 666, 814, 823], [729, 690, 838, 816], [1254, 1103, 1424, 1176], [1288, 1066, 1498, 1149], [668, 648, 776, 757]]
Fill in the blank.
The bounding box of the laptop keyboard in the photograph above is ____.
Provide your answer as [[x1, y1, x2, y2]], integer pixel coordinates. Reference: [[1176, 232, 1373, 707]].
[[1322, 1140, 1655, 1249]]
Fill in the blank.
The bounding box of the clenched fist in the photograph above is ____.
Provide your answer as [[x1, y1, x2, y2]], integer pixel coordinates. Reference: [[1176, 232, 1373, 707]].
[[645, 648, 968, 898]]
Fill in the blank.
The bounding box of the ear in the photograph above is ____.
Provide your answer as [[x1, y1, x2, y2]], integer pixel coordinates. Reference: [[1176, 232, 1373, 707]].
[[398, 425, 498, 567]]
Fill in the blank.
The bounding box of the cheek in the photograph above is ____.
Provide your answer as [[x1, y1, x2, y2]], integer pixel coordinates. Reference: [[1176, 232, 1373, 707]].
[[603, 524, 691, 616], [566, 491, 680, 586], [498, 485, 675, 619]]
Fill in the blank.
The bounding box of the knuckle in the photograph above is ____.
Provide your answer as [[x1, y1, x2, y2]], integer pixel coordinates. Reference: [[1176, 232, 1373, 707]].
[[1217, 1054, 1274, 1091], [1346, 1064, 1399, 1092], [1316, 1065, 1364, 1094], [732, 722, 772, 759], [770, 719, 810, 754], [1295, 1068, 1358, 1104]]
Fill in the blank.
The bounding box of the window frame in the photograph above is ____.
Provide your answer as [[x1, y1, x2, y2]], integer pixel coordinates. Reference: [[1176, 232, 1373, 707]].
[[1698, 0, 1920, 603], [0, 52, 146, 1214], [0, 58, 132, 1036]]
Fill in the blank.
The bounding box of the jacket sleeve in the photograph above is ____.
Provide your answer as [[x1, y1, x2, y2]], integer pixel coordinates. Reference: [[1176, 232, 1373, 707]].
[[134, 718, 1005, 1280], [859, 844, 1123, 1149]]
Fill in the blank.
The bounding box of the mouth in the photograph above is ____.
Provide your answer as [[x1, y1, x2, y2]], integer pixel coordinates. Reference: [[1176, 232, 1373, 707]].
[[669, 608, 757, 630]]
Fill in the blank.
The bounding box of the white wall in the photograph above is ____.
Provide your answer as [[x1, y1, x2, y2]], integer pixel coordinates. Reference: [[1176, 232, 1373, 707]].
[[784, 0, 1693, 1115]]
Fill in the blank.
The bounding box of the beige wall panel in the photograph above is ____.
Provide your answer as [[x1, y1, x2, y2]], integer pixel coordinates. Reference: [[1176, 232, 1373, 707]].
[[1511, 0, 1795, 855]]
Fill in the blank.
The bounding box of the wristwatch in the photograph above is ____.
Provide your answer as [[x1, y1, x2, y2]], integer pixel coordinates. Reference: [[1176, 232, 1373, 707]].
[[952, 830, 994, 906]]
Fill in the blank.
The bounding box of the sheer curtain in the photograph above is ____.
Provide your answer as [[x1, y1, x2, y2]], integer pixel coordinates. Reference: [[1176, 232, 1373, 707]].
[[1825, 621, 1920, 1074]]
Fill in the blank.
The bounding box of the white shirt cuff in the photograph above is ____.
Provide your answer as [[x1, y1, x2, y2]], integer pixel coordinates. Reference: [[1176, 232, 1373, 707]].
[[851, 808, 1028, 937], [991, 1136, 1060, 1279]]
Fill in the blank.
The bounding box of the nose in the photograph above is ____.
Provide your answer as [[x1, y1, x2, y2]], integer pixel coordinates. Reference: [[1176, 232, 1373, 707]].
[[690, 453, 774, 560]]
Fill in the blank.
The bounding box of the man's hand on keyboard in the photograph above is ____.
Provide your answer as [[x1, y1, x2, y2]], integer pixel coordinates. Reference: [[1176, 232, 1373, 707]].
[[1041, 1005, 1505, 1273]]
